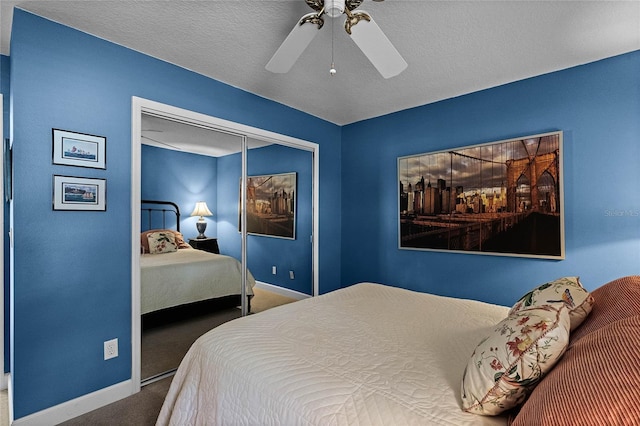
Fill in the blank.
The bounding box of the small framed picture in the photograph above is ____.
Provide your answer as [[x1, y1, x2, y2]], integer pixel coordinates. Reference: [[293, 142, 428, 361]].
[[53, 175, 106, 211], [52, 129, 106, 169]]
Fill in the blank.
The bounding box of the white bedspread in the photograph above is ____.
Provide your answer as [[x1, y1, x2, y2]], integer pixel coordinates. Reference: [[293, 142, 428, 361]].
[[157, 282, 509, 425], [140, 248, 254, 315]]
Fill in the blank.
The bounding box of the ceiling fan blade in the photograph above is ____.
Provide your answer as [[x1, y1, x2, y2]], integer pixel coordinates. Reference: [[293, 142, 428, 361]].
[[266, 13, 322, 74], [348, 11, 407, 79]]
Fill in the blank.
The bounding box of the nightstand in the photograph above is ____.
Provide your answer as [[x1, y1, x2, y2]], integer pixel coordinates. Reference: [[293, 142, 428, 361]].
[[189, 238, 220, 254]]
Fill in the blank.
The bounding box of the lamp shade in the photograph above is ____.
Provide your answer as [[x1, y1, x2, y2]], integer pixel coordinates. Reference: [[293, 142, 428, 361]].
[[190, 201, 212, 217]]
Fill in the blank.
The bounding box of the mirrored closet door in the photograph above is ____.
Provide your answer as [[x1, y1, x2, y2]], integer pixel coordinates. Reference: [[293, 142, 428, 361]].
[[139, 114, 246, 383], [246, 138, 314, 298], [134, 100, 318, 386]]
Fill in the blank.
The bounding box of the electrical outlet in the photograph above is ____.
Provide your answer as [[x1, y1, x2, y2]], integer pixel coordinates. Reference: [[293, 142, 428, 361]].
[[104, 338, 118, 360], [289, 270, 295, 280], [272, 266, 277, 275]]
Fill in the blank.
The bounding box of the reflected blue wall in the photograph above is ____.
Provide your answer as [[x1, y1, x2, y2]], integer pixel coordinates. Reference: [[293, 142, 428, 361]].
[[141, 145, 217, 239], [217, 145, 314, 295], [141, 143, 314, 295]]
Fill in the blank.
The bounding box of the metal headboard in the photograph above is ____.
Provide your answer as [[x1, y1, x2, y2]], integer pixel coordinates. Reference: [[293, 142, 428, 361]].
[[141, 200, 181, 232]]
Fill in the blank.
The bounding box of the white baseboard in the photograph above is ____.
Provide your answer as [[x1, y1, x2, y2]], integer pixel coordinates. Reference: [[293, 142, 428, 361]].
[[12, 380, 134, 426], [255, 281, 311, 300], [1, 373, 7, 390], [6, 374, 12, 425]]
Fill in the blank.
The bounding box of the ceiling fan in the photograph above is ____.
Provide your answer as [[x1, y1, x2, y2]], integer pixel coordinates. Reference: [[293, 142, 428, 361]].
[[266, 0, 407, 79]]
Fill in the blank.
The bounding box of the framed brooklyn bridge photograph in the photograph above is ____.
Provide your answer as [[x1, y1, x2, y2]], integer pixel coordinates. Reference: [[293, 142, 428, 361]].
[[240, 172, 297, 239], [398, 131, 564, 259]]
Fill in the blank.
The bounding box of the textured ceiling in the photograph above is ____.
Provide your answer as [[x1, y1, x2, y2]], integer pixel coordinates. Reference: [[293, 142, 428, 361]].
[[1, 1, 639, 126]]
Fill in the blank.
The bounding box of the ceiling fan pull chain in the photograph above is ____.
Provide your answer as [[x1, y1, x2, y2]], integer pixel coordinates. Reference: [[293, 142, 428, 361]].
[[330, 13, 337, 75]]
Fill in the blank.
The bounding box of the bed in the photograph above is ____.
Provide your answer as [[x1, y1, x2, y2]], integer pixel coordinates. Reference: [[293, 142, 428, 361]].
[[157, 282, 510, 425], [140, 200, 255, 315], [157, 275, 640, 425]]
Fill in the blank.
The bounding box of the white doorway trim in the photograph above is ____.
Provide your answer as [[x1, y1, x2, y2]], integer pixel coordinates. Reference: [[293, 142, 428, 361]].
[[0, 93, 5, 391], [131, 96, 319, 391]]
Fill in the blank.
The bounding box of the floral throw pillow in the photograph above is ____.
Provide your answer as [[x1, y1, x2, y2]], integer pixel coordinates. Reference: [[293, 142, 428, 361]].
[[509, 276, 594, 331], [141, 229, 190, 253], [461, 305, 570, 416], [147, 231, 178, 254]]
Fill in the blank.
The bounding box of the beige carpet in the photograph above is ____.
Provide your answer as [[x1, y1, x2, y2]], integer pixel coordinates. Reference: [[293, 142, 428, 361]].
[[0, 389, 7, 426], [142, 307, 240, 380], [141, 287, 298, 380], [251, 286, 298, 313], [60, 287, 298, 425], [60, 377, 172, 426]]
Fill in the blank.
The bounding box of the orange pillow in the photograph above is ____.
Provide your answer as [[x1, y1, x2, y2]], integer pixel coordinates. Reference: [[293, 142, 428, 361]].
[[569, 275, 640, 344], [510, 315, 640, 425]]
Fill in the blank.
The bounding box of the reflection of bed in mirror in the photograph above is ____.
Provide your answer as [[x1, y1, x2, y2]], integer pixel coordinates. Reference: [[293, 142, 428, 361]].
[[140, 200, 255, 317]]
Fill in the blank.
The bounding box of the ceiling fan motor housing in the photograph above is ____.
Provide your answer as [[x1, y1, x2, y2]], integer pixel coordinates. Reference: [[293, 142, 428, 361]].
[[325, 0, 345, 17]]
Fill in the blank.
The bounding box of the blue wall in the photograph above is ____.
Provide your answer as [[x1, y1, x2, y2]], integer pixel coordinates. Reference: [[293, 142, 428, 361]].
[[10, 9, 340, 419], [141, 145, 218, 239], [341, 51, 640, 306]]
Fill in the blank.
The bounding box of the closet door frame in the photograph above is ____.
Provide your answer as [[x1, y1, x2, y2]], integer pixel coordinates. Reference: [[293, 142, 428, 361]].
[[130, 97, 319, 392]]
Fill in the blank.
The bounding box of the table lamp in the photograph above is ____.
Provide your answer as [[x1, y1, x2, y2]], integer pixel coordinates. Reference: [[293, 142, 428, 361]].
[[190, 201, 213, 239]]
